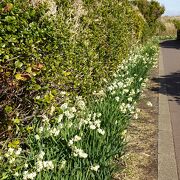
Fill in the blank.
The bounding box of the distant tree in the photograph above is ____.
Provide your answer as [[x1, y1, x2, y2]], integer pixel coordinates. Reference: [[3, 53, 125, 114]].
[[131, 0, 165, 33]]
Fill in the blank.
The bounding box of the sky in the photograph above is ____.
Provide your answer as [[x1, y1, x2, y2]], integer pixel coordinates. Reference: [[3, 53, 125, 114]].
[[157, 0, 180, 16]]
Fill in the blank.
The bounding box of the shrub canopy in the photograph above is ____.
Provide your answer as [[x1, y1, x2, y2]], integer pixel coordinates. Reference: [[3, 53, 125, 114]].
[[131, 0, 165, 35], [0, 0, 154, 134]]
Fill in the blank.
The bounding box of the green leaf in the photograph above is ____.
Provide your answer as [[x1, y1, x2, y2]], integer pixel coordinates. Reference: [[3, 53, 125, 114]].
[[15, 60, 23, 68], [5, 106, 12, 113], [63, 71, 71, 76], [15, 73, 23, 80], [1, 173, 9, 180], [4, 16, 16, 23], [33, 84, 41, 90], [4, 55, 9, 60], [8, 140, 20, 148], [13, 117, 20, 124], [26, 126, 33, 133], [26, 67, 32, 74], [44, 92, 54, 104], [15, 73, 27, 81]]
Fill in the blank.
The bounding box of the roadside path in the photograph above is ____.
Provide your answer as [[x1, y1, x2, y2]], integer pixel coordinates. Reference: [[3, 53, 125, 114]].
[[158, 40, 180, 180]]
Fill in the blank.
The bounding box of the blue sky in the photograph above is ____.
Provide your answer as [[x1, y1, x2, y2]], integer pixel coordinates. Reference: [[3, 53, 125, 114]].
[[157, 0, 180, 16]]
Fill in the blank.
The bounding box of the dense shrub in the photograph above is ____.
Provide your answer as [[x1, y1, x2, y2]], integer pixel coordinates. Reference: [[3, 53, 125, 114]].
[[0, 0, 146, 135], [131, 0, 165, 37]]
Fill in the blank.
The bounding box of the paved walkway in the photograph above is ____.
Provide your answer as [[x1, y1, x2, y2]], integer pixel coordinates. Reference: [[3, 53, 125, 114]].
[[158, 40, 180, 180]]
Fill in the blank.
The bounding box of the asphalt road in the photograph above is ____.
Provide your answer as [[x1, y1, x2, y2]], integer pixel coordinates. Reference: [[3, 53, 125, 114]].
[[160, 40, 180, 178]]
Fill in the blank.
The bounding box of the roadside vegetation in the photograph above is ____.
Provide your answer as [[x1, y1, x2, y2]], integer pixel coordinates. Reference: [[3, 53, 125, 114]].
[[158, 16, 180, 39], [0, 0, 164, 179]]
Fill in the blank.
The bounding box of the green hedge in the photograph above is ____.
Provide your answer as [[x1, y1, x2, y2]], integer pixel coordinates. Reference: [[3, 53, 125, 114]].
[[0, 0, 146, 133]]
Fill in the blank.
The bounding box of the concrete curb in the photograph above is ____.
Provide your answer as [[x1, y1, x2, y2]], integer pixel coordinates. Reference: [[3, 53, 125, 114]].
[[158, 49, 178, 180]]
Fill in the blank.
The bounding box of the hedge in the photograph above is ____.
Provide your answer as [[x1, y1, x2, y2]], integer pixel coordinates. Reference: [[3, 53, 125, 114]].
[[0, 0, 147, 133]]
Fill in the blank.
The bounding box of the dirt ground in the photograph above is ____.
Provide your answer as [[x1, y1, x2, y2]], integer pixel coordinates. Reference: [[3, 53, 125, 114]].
[[114, 66, 159, 180]]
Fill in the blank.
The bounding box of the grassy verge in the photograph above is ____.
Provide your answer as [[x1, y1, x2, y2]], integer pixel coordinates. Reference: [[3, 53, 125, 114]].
[[0, 40, 159, 180]]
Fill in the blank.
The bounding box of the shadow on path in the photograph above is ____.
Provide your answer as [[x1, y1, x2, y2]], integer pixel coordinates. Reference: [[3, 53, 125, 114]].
[[160, 40, 180, 49], [151, 71, 180, 105]]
